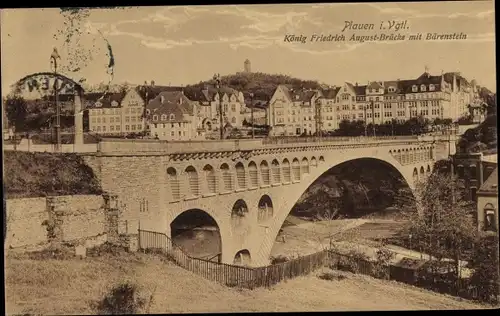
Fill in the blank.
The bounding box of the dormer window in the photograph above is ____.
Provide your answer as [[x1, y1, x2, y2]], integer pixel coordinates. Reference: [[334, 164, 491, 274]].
[[161, 114, 167, 121], [296, 95, 300, 100], [95, 102, 102, 108], [429, 84, 435, 91], [412, 85, 418, 92], [388, 87, 396, 93], [146, 109, 151, 115], [420, 85, 426, 92], [153, 115, 159, 121], [170, 114, 175, 120]]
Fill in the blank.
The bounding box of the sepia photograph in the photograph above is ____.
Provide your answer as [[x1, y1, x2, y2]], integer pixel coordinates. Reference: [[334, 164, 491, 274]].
[[2, 1, 498, 313]]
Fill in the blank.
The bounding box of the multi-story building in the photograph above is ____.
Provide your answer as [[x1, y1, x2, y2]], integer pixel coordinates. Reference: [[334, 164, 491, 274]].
[[447, 152, 497, 202], [266, 84, 322, 136], [145, 90, 202, 141], [476, 167, 498, 232], [267, 70, 485, 135], [184, 85, 246, 131], [317, 86, 341, 132], [86, 87, 145, 135]]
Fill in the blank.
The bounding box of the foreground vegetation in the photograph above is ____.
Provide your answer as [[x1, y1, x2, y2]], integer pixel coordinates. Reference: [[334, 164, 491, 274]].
[[3, 151, 101, 198], [5, 250, 485, 314]]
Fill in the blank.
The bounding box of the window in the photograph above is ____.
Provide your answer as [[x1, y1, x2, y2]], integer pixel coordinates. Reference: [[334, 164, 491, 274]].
[[470, 187, 477, 201], [412, 85, 418, 92], [97, 126, 101, 131], [421, 84, 426, 92], [153, 115, 158, 121], [484, 204, 497, 231], [115, 125, 120, 130], [125, 125, 130, 131], [102, 118, 106, 123], [170, 114, 175, 120], [171, 131, 174, 136], [102, 126, 106, 132], [91, 117, 96, 123]]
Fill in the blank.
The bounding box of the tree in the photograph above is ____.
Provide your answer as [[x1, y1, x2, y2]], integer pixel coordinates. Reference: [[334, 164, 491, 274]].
[[4, 95, 28, 133], [399, 171, 477, 281], [469, 234, 499, 303]]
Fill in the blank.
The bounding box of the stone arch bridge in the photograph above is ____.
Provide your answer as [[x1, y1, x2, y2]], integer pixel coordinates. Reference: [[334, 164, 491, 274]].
[[82, 135, 456, 267]]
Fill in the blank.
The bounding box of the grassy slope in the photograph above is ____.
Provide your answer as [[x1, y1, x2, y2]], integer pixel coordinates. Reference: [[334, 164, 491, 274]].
[[5, 253, 485, 314], [3, 151, 101, 199]]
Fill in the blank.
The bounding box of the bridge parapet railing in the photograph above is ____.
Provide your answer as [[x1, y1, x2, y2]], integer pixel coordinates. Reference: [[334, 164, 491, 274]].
[[97, 135, 431, 154], [261, 135, 419, 146]]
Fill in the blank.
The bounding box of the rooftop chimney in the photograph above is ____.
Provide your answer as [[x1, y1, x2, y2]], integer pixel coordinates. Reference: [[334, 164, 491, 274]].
[[151, 80, 155, 87]]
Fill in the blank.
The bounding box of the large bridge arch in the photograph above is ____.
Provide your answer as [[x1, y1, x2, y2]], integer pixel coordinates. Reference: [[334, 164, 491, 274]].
[[169, 207, 227, 261], [252, 152, 419, 266]]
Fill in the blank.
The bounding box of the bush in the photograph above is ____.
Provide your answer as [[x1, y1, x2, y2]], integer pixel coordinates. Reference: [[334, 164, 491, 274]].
[[373, 247, 394, 279], [336, 250, 370, 274], [270, 255, 289, 264], [87, 242, 128, 257], [3, 151, 102, 198], [26, 244, 75, 260], [318, 272, 347, 281], [96, 282, 146, 315]]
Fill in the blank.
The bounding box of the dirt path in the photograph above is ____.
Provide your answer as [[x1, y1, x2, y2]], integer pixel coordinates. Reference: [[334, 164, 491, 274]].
[[270, 218, 368, 258]]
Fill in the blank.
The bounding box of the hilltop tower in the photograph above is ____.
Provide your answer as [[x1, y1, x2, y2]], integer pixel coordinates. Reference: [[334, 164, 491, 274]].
[[244, 59, 251, 73]]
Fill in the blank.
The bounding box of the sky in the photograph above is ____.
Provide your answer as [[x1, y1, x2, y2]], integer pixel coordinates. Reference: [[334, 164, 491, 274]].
[[1, 2, 496, 95]]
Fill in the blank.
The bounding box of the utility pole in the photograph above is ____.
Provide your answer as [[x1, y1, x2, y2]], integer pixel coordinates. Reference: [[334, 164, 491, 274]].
[[371, 100, 376, 137], [250, 92, 255, 139], [213, 73, 223, 140], [316, 97, 322, 140], [363, 103, 367, 137], [50, 48, 61, 152]]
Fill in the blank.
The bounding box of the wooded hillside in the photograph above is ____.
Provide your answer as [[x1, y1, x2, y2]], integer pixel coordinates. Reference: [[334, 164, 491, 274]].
[[184, 72, 322, 101]]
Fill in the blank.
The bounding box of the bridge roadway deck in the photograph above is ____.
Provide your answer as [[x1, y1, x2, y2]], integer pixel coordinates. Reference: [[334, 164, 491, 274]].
[[95, 135, 448, 155]]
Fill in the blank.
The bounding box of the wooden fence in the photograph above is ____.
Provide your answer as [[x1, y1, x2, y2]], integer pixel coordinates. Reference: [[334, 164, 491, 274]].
[[327, 251, 483, 302], [138, 229, 329, 289], [138, 229, 491, 302]]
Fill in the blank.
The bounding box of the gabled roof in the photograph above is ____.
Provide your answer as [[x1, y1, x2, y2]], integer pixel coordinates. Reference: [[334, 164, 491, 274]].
[[147, 100, 190, 123], [383, 81, 403, 94], [443, 72, 470, 88], [137, 85, 184, 102], [367, 81, 384, 90], [146, 91, 195, 116], [478, 167, 498, 195], [320, 87, 341, 99], [185, 85, 241, 102], [289, 89, 317, 102], [83, 91, 126, 108]]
